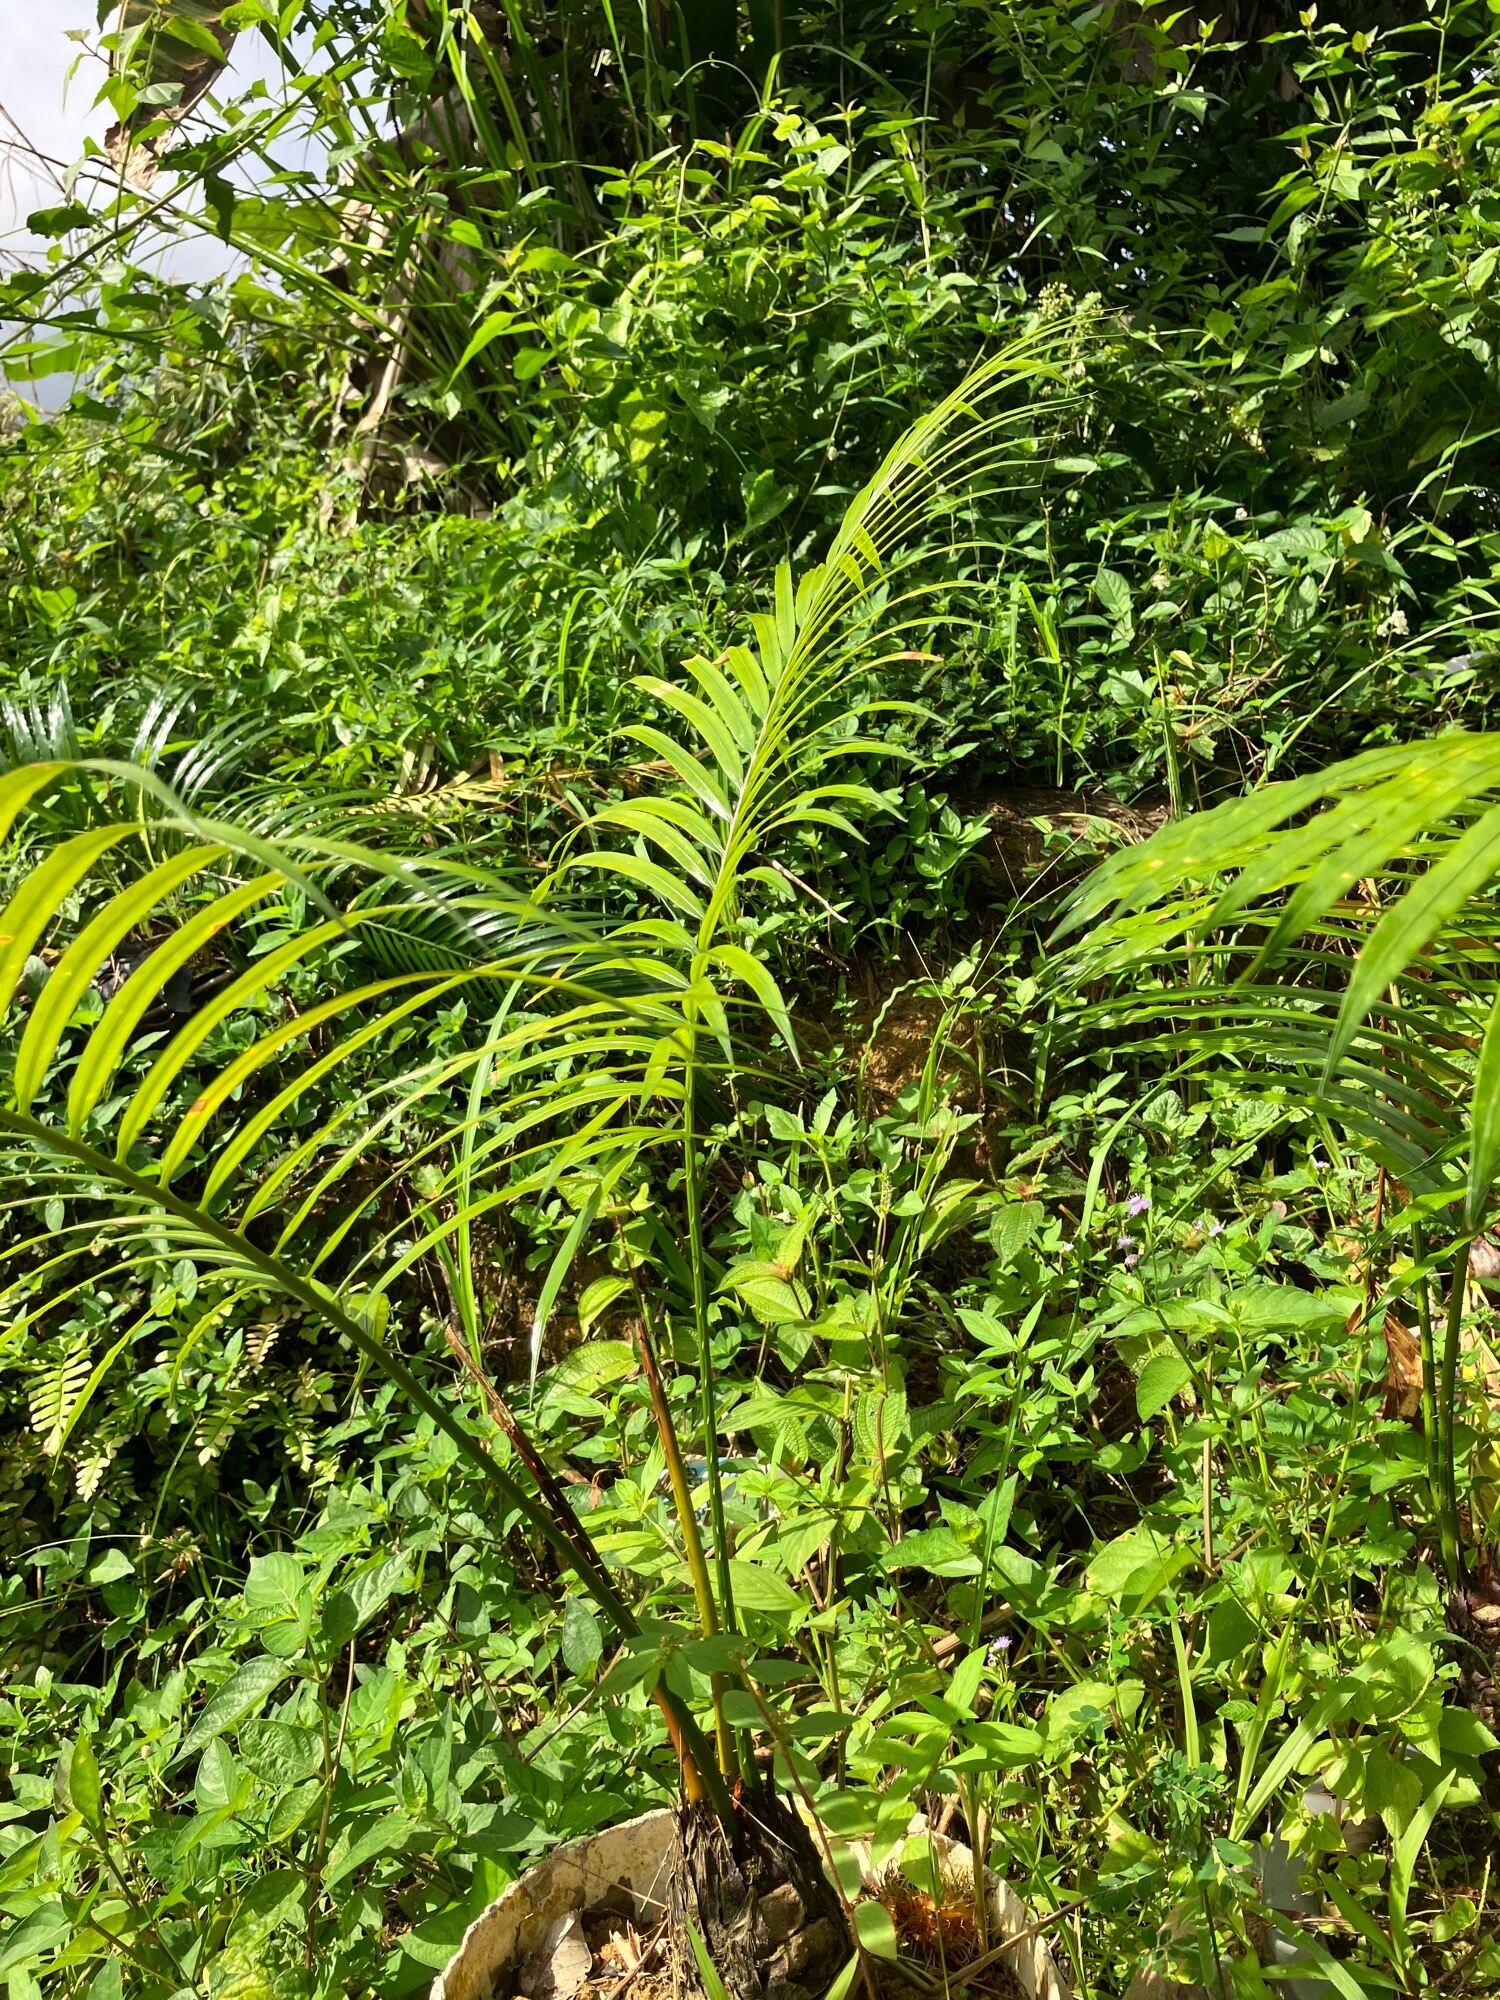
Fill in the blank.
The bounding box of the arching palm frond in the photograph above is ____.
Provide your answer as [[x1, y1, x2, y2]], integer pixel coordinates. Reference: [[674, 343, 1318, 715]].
[[538, 327, 1075, 1625], [1053, 731, 1500, 1226]]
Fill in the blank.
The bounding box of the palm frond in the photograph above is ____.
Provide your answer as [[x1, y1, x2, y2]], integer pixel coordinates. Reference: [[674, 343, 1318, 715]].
[[1053, 731, 1500, 1220]]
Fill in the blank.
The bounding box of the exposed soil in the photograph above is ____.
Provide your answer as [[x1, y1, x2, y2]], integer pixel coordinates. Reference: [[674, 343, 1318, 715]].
[[573, 1908, 675, 2000], [972, 784, 1169, 899], [541, 1883, 1033, 2000]]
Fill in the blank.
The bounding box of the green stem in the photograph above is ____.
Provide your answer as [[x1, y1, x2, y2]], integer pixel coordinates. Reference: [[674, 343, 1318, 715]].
[[1438, 1243, 1469, 1592], [637, 1317, 738, 1779], [680, 1022, 738, 1639]]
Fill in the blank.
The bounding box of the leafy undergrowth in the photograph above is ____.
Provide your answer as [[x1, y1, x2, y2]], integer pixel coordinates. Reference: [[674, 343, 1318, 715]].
[[4, 3, 1500, 1996]]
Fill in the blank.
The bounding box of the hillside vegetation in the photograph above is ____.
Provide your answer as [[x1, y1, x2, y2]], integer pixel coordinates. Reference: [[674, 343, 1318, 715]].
[[3, 4, 1500, 1996]]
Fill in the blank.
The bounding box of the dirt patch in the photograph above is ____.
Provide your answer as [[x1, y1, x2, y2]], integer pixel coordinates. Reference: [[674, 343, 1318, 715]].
[[854, 981, 979, 1111], [974, 785, 1169, 897]]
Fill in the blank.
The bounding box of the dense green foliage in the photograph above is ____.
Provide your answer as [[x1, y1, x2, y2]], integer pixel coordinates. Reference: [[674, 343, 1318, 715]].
[[4, 2, 1500, 1996]]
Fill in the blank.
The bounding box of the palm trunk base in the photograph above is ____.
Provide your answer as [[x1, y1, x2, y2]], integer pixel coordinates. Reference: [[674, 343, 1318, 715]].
[[671, 1787, 848, 2000]]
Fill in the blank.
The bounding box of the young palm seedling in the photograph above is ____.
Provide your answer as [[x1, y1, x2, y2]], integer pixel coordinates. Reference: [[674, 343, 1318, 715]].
[[0, 328, 1074, 1995]]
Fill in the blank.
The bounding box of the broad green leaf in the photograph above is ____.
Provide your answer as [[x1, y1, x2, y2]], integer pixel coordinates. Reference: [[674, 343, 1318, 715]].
[[67, 1735, 101, 1823], [0, 1902, 71, 1979], [723, 1263, 809, 1325], [853, 1902, 899, 1960], [244, 1553, 313, 1658], [177, 1655, 292, 1762], [449, 308, 523, 379], [324, 1809, 415, 1888], [881, 1526, 981, 1576], [989, 1198, 1044, 1264], [0, 762, 68, 844], [561, 1598, 604, 1675], [322, 1553, 408, 1648], [1135, 1352, 1192, 1420], [1086, 1526, 1190, 1604], [194, 1737, 241, 1812], [576, 1275, 630, 1331], [725, 1559, 806, 1624], [547, 1337, 638, 1391], [1094, 566, 1133, 626]]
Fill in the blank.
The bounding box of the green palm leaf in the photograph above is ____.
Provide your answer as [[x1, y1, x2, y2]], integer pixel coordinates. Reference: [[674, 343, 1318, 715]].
[[1054, 730, 1500, 1221]]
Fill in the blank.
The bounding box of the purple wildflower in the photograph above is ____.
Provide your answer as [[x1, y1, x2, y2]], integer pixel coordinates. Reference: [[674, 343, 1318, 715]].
[[1206, 1219, 1224, 1237], [1127, 1192, 1151, 1217], [1123, 1251, 1140, 1271], [1117, 1232, 1136, 1251]]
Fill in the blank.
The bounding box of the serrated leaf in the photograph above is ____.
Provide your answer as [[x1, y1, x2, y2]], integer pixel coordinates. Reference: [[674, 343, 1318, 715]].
[[548, 1338, 638, 1392], [853, 1386, 907, 1461], [576, 1276, 630, 1331], [989, 1199, 1044, 1264], [723, 1264, 809, 1326]]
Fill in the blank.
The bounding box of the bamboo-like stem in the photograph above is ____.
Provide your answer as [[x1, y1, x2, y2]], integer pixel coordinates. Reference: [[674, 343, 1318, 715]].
[[680, 1022, 739, 1640], [1412, 1223, 1443, 1541], [637, 1315, 739, 1780]]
